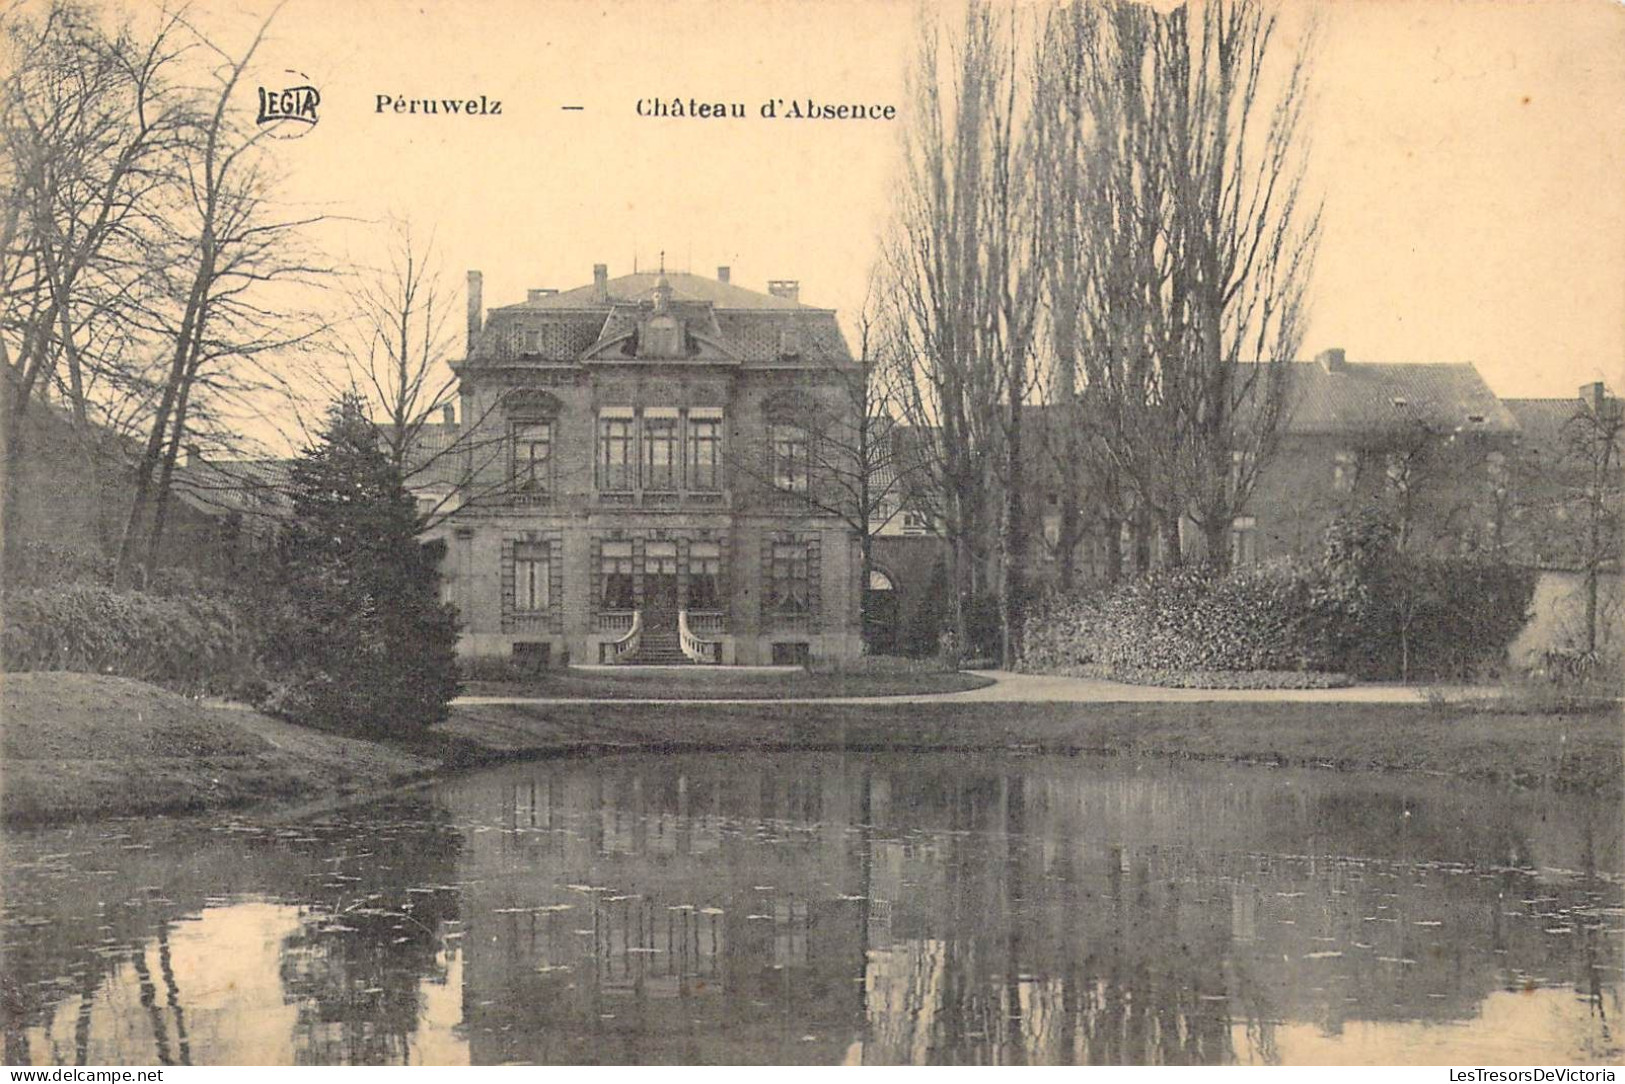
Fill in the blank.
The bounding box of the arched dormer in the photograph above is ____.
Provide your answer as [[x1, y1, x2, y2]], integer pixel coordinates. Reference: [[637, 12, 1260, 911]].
[[501, 389, 564, 418], [762, 389, 819, 424]]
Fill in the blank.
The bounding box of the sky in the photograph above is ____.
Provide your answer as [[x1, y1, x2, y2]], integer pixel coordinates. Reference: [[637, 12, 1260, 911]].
[[177, 0, 1625, 435]]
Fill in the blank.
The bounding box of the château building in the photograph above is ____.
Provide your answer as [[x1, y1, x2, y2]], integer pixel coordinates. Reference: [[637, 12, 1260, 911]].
[[426, 264, 865, 666]]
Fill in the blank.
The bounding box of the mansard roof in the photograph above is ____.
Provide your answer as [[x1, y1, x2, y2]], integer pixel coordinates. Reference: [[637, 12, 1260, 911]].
[[495, 271, 816, 312], [468, 271, 855, 365]]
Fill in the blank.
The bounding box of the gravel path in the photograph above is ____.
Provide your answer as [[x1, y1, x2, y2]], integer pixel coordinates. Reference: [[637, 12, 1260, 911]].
[[451, 670, 1472, 707]]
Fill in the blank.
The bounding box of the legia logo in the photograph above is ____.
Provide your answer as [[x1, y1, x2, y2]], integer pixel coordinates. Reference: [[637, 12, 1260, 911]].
[[256, 69, 320, 139]]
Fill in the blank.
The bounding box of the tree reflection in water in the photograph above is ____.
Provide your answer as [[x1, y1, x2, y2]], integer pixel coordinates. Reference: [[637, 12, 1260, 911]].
[[4, 753, 1620, 1065]]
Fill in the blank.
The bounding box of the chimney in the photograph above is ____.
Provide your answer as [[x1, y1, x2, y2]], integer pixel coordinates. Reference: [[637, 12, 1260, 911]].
[[1316, 347, 1347, 373], [716, 265, 731, 284], [526, 288, 556, 303], [1580, 381, 1607, 413], [442, 403, 456, 428], [767, 279, 800, 304], [466, 270, 483, 355], [185, 443, 201, 468], [593, 263, 609, 302]]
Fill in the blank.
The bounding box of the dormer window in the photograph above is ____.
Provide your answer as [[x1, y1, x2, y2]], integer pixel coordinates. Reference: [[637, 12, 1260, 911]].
[[1391, 396, 1408, 408], [779, 326, 802, 358], [1467, 413, 1485, 424], [639, 314, 683, 358]]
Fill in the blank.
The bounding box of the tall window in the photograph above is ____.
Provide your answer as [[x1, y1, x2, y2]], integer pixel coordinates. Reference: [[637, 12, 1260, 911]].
[[512, 422, 553, 496], [689, 542, 721, 610], [642, 412, 679, 491], [1332, 450, 1358, 493], [1384, 453, 1410, 497], [601, 541, 634, 610], [599, 413, 635, 491], [521, 329, 541, 355], [1230, 516, 1258, 567], [1486, 450, 1509, 495], [514, 541, 550, 612], [688, 413, 722, 491], [772, 424, 809, 493], [769, 542, 810, 615], [1229, 449, 1250, 497]]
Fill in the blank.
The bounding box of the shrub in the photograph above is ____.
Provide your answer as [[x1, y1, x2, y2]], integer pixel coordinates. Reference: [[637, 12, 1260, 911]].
[[1, 583, 260, 696], [1067, 663, 1352, 690], [1319, 510, 1536, 681], [2, 540, 113, 589], [1020, 510, 1537, 685], [1023, 561, 1339, 677]]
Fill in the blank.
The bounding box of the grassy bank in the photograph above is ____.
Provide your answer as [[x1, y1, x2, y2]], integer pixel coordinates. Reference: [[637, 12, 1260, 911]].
[[5, 671, 1618, 827], [1, 672, 440, 824], [440, 698, 1623, 795]]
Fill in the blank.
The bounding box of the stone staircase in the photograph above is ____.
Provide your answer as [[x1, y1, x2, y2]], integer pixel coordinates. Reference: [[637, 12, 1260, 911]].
[[630, 626, 692, 665]]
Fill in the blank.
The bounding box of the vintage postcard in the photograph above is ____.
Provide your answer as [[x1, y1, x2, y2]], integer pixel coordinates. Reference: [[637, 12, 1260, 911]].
[[1, 0, 1621, 1070]]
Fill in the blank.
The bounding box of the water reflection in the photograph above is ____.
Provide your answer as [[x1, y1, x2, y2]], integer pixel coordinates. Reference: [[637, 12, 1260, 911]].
[[4, 753, 1620, 1064]]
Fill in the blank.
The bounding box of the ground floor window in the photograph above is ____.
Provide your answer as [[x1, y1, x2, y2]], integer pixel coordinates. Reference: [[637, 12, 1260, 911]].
[[514, 541, 550, 612], [512, 641, 550, 670], [768, 542, 810, 615], [1230, 515, 1258, 566], [772, 641, 810, 666], [688, 542, 721, 610], [601, 540, 634, 609]]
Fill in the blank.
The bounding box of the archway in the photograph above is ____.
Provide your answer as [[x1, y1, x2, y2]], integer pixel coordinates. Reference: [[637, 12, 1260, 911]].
[[863, 567, 901, 656]]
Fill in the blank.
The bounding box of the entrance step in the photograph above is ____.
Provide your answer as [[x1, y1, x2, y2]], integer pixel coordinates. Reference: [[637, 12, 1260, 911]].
[[626, 629, 702, 666]]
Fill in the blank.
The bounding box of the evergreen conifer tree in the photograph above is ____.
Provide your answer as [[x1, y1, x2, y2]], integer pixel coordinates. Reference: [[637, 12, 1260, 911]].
[[271, 393, 460, 732]]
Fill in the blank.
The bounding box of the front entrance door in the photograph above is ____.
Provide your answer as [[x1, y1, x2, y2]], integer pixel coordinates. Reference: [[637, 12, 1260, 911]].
[[644, 542, 679, 631], [864, 568, 900, 655]]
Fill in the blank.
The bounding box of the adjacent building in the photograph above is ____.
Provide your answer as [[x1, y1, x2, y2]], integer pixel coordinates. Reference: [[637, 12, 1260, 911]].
[[427, 265, 866, 666]]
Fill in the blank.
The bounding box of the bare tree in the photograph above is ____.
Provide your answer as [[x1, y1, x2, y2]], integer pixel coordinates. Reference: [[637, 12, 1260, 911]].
[[1033, 0, 1319, 578], [1562, 388, 1623, 657], [1, 2, 191, 515], [727, 279, 915, 649], [115, 6, 330, 582], [879, 1, 1039, 663], [1034, 0, 1175, 583], [340, 220, 457, 470], [1159, 0, 1320, 571], [322, 221, 556, 531]]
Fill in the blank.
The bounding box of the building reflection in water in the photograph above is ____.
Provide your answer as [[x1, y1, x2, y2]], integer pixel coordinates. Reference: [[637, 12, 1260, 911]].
[[443, 754, 1621, 1065], [4, 753, 1620, 1065]]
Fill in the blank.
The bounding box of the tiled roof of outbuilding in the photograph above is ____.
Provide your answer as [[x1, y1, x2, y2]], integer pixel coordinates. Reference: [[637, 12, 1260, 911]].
[[1258, 360, 1519, 436]]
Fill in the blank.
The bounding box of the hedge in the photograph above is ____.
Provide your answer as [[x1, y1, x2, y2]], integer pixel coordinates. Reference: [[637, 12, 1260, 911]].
[[1022, 562, 1340, 677], [2, 583, 261, 697], [1058, 663, 1352, 690], [1022, 544, 1535, 684]]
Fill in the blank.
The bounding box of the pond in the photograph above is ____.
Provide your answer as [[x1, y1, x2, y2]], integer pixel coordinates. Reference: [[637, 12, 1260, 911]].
[[3, 752, 1621, 1065]]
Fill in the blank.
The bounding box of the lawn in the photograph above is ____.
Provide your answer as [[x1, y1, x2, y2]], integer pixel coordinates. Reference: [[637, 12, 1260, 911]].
[[459, 661, 993, 700], [439, 697, 1624, 795]]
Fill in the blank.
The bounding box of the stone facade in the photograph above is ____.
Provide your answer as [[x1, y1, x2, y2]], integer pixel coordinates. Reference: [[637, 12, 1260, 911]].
[[427, 266, 865, 665]]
